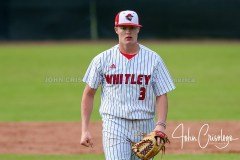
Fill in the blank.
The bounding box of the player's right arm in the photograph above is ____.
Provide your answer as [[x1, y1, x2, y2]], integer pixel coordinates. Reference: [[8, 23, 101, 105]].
[[80, 84, 97, 147]]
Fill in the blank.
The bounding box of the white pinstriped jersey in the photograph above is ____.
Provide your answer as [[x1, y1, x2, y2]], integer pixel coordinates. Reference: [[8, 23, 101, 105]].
[[83, 44, 175, 119]]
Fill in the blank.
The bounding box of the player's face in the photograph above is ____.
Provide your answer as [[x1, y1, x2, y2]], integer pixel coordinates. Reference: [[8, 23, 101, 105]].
[[115, 26, 140, 45]]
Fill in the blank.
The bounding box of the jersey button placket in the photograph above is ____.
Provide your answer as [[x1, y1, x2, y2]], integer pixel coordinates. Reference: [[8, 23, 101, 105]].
[[123, 60, 129, 101], [125, 60, 132, 118]]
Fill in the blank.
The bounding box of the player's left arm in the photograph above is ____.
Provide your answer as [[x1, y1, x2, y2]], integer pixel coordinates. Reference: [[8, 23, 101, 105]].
[[154, 93, 168, 133], [153, 93, 168, 145]]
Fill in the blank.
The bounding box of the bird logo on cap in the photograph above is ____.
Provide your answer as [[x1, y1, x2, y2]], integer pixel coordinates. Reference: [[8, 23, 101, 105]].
[[125, 14, 133, 21]]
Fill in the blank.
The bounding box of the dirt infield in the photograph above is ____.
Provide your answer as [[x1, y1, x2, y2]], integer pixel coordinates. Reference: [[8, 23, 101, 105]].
[[0, 121, 239, 155]]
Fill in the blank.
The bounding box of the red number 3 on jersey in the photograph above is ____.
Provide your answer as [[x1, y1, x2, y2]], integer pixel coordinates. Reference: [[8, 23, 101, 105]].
[[138, 87, 146, 100]]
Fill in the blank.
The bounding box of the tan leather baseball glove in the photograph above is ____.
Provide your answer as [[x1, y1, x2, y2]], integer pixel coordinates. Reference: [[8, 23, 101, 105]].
[[128, 131, 170, 160]]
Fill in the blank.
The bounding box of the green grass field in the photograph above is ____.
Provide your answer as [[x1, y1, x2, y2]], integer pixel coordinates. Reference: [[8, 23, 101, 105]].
[[0, 154, 239, 160], [0, 41, 239, 121], [0, 41, 239, 159]]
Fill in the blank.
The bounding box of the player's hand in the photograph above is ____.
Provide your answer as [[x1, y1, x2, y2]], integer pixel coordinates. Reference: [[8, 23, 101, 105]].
[[153, 125, 166, 145], [80, 131, 93, 147]]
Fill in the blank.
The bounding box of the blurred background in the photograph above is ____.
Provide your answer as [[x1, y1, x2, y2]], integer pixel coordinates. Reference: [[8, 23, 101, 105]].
[[0, 0, 240, 121], [0, 0, 240, 159], [1, 0, 240, 40]]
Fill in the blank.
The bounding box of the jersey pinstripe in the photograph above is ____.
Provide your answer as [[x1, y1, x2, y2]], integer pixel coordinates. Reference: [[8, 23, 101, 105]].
[[82, 44, 175, 119]]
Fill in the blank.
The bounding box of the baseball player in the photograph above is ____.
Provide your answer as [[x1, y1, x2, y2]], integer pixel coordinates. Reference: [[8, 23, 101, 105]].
[[80, 10, 175, 160]]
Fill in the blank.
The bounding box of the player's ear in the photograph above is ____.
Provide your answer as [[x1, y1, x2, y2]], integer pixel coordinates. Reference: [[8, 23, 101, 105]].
[[137, 27, 140, 33], [114, 27, 118, 34]]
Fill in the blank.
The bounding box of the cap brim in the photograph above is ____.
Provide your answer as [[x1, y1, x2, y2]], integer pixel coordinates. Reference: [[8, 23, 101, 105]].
[[115, 23, 142, 27]]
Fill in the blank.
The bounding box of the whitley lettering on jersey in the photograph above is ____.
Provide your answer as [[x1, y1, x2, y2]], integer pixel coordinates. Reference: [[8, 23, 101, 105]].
[[104, 74, 151, 85]]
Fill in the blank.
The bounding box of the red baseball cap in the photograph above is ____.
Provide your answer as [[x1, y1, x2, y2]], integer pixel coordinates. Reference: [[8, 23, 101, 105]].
[[115, 10, 142, 27]]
